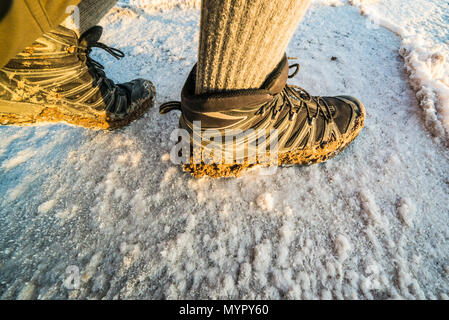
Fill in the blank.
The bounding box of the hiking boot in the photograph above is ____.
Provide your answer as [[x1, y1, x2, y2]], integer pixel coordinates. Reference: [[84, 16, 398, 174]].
[[160, 55, 365, 178], [0, 25, 155, 130]]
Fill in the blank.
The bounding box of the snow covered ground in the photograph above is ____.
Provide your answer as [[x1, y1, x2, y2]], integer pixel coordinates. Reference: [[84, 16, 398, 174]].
[[1, 0, 449, 299]]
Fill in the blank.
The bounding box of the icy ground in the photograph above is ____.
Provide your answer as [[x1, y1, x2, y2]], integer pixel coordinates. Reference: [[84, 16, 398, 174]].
[[1, 1, 449, 299]]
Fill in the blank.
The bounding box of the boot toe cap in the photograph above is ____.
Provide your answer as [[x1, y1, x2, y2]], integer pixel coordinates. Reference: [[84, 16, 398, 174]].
[[120, 78, 156, 104]]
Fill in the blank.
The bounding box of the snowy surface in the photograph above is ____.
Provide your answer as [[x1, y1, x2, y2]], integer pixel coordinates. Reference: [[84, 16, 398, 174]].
[[348, 0, 449, 144], [1, 0, 449, 299]]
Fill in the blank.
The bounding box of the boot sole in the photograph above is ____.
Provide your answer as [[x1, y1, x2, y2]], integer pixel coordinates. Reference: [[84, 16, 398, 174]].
[[183, 102, 366, 178], [0, 88, 155, 131]]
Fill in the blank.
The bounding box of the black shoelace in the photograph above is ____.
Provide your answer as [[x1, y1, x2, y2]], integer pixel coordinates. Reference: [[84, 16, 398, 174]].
[[258, 62, 333, 123], [159, 60, 334, 123], [77, 41, 125, 86]]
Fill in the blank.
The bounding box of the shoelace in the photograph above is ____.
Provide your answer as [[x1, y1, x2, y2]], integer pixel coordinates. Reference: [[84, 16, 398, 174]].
[[258, 62, 333, 123], [159, 61, 334, 123], [77, 41, 125, 85]]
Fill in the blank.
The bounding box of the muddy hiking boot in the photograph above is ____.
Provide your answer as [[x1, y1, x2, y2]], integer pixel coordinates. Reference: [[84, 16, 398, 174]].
[[160, 55, 365, 178], [0, 25, 155, 130]]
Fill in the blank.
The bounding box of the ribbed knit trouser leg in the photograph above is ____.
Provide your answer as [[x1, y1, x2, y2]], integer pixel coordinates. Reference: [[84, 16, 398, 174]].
[[196, 0, 311, 95], [62, 0, 118, 35]]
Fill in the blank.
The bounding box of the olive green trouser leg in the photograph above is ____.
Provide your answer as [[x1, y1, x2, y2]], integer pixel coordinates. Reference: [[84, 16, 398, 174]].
[[0, 0, 80, 68], [0, 0, 118, 69]]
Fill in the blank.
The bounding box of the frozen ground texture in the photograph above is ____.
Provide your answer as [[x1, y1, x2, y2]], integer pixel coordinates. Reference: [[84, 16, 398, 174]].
[[1, 0, 449, 299], [348, 0, 449, 145]]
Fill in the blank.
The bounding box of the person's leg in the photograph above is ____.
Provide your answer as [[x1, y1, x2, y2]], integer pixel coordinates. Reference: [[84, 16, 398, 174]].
[[0, 0, 155, 130], [196, 0, 311, 94], [0, 0, 80, 68], [61, 0, 118, 35], [160, 0, 366, 178]]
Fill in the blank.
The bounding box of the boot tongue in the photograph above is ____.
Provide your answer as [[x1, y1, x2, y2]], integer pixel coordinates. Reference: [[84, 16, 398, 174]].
[[79, 26, 104, 47]]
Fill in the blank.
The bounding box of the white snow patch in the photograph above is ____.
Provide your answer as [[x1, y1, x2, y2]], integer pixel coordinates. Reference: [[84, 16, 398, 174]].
[[257, 193, 274, 211], [161, 153, 171, 162], [279, 221, 295, 245], [163, 166, 178, 183], [0, 131, 22, 149], [284, 206, 294, 217], [273, 269, 294, 293], [130, 189, 146, 217], [7, 175, 37, 202], [1, 148, 36, 170], [253, 240, 272, 273], [359, 190, 382, 226], [313, 0, 345, 7], [55, 205, 79, 221], [397, 197, 416, 227], [400, 37, 449, 141], [185, 214, 196, 232], [277, 221, 295, 266], [38, 199, 57, 214], [349, 0, 449, 144], [237, 263, 252, 289], [334, 234, 352, 261], [321, 290, 333, 300]]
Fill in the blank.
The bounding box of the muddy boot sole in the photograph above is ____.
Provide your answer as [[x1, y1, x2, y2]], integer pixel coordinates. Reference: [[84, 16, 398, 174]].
[[0, 85, 156, 130]]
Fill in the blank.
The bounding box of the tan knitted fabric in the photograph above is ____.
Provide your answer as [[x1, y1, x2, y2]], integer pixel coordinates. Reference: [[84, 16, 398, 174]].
[[196, 0, 311, 94], [62, 0, 118, 35]]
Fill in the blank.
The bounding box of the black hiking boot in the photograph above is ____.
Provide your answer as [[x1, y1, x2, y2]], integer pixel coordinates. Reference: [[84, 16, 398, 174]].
[[160, 55, 365, 178], [0, 25, 155, 130]]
